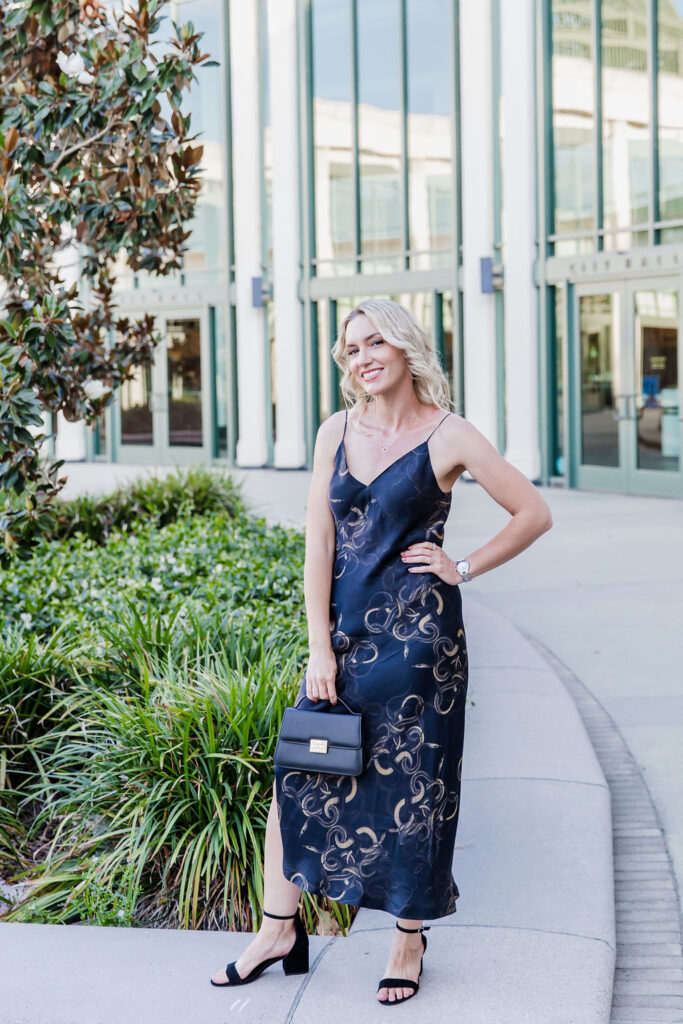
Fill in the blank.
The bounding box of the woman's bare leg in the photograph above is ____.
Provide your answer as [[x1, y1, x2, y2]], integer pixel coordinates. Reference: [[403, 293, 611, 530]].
[[211, 781, 303, 983], [376, 918, 427, 1004]]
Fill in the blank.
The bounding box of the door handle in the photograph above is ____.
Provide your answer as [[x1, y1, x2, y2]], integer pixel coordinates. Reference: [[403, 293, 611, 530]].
[[612, 394, 632, 421]]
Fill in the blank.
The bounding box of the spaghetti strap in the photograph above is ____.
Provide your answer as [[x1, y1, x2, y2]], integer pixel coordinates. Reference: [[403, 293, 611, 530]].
[[342, 408, 348, 441], [426, 411, 451, 441]]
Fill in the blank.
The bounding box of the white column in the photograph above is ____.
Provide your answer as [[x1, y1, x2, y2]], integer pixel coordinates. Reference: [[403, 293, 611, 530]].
[[459, 0, 498, 446], [268, 0, 306, 466], [230, 0, 269, 466], [500, 0, 541, 479]]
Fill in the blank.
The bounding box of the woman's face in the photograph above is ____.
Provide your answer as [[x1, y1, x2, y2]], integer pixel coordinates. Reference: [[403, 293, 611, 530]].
[[343, 313, 408, 397]]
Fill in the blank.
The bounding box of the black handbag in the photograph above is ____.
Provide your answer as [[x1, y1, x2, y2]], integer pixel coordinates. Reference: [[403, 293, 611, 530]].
[[274, 692, 364, 777]]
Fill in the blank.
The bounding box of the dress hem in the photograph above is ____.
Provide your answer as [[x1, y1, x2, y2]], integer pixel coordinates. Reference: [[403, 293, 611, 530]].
[[282, 864, 460, 922]]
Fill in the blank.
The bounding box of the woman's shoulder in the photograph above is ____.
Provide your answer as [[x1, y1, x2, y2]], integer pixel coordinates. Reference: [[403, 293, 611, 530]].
[[315, 410, 347, 453]]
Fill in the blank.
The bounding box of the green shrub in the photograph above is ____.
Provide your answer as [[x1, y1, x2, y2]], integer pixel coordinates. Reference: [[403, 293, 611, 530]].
[[46, 467, 248, 544], [0, 625, 96, 872], [0, 505, 306, 639], [6, 634, 354, 935]]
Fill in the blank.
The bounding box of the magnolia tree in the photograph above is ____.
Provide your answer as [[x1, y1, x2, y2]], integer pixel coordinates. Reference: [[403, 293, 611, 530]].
[[0, 0, 214, 558]]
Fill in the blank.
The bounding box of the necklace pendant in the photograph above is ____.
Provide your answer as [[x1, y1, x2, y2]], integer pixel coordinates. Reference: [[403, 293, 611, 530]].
[[380, 442, 389, 452]]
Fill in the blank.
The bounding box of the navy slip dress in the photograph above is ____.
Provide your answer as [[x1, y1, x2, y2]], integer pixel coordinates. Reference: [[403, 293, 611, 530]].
[[274, 408, 468, 920]]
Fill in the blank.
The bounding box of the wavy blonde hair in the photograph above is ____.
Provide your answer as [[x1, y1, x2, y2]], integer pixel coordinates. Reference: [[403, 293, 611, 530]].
[[331, 298, 453, 412]]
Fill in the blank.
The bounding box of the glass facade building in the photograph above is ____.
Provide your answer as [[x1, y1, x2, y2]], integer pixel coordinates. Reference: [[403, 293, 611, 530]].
[[76, 0, 683, 499]]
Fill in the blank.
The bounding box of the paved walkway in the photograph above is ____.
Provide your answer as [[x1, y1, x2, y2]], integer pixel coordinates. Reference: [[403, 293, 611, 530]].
[[5, 458, 679, 1021], [0, 597, 614, 1022]]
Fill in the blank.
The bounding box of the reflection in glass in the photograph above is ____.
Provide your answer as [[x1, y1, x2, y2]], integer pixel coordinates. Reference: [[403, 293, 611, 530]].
[[121, 363, 153, 446], [441, 290, 454, 385], [129, 0, 227, 290], [318, 300, 342, 423], [551, 0, 595, 243], [406, 0, 453, 269], [167, 319, 203, 447], [579, 293, 621, 467], [634, 290, 679, 471], [554, 287, 564, 475], [358, 0, 402, 272], [601, 1, 650, 249], [658, 1, 683, 241], [93, 411, 107, 458], [312, 0, 354, 275], [213, 305, 228, 456]]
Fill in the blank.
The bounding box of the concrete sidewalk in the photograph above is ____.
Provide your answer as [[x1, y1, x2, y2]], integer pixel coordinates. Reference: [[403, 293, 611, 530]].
[[0, 592, 615, 1023]]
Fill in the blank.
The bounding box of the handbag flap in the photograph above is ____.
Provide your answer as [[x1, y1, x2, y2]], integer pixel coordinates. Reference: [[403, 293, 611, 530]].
[[279, 705, 362, 750]]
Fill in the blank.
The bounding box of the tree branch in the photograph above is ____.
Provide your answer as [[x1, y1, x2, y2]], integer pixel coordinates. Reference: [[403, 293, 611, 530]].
[[52, 119, 118, 172]]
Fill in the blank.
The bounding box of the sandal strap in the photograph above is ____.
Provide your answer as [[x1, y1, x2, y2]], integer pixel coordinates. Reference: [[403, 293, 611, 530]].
[[263, 909, 298, 919], [377, 977, 419, 992], [225, 961, 243, 985], [395, 922, 431, 933]]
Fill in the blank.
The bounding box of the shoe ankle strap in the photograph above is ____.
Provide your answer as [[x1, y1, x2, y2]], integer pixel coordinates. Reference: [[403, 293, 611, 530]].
[[263, 909, 298, 919], [395, 922, 431, 933]]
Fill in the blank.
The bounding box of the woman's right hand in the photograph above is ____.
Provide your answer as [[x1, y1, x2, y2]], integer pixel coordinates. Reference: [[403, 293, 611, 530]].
[[305, 645, 338, 704]]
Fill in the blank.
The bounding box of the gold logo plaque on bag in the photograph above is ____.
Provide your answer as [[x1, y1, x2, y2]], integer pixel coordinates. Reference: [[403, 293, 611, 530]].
[[310, 738, 328, 754]]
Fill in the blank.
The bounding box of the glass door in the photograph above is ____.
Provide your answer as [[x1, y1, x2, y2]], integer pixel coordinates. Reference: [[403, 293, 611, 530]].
[[571, 279, 683, 496], [626, 282, 682, 496], [116, 310, 211, 465]]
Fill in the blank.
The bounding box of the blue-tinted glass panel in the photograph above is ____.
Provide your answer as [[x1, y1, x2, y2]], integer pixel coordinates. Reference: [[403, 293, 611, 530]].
[[167, 319, 203, 448], [129, 0, 227, 290], [658, 0, 683, 241], [634, 291, 679, 471], [406, 0, 454, 269], [357, 0, 402, 272], [579, 292, 621, 467], [601, 0, 650, 249], [312, 0, 354, 275], [551, 0, 595, 243]]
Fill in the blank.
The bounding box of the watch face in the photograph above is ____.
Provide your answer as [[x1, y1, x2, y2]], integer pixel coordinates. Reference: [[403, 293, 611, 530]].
[[457, 560, 469, 572]]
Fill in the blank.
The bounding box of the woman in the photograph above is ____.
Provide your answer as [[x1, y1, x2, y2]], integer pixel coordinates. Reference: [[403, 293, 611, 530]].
[[211, 299, 553, 1004]]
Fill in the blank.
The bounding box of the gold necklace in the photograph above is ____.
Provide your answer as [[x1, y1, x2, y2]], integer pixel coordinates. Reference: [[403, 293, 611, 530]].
[[355, 405, 422, 453]]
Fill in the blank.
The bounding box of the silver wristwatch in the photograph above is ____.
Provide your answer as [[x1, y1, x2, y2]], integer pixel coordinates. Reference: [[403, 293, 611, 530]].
[[455, 558, 472, 583]]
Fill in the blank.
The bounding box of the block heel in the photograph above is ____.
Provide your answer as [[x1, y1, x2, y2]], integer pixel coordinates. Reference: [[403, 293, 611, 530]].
[[282, 916, 309, 975], [210, 907, 309, 987]]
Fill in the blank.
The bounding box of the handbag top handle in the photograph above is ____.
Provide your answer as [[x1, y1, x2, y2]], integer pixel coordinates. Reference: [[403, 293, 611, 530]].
[[293, 691, 360, 715]]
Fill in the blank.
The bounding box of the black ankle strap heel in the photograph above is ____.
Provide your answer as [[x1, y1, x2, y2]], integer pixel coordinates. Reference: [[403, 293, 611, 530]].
[[210, 906, 309, 988], [376, 922, 432, 1004], [395, 922, 431, 934]]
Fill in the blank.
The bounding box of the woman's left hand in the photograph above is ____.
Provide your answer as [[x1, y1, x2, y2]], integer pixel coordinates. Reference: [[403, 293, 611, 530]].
[[401, 541, 461, 585]]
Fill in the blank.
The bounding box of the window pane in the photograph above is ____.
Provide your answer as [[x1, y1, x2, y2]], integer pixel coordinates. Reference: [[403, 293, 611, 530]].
[[167, 319, 203, 447], [579, 293, 621, 467], [120, 364, 153, 446], [312, 0, 355, 276], [634, 290, 679, 472], [601, 0, 650, 249], [406, 0, 454, 269], [551, 1, 595, 240], [658, 1, 683, 231], [130, 0, 227, 290], [357, 0, 403, 272]]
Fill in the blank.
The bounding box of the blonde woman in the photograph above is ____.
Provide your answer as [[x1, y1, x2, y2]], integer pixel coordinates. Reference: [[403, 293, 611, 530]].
[[211, 299, 553, 1004]]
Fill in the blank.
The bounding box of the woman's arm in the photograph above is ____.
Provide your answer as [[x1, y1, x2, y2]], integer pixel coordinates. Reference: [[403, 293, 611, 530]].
[[301, 412, 343, 702], [405, 414, 553, 584], [449, 415, 553, 581]]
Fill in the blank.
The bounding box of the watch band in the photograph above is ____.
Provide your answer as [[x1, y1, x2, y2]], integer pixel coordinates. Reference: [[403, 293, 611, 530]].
[[455, 558, 472, 583]]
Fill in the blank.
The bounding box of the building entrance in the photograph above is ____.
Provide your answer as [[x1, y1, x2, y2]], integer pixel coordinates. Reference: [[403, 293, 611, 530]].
[[572, 278, 682, 497], [114, 312, 212, 465]]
